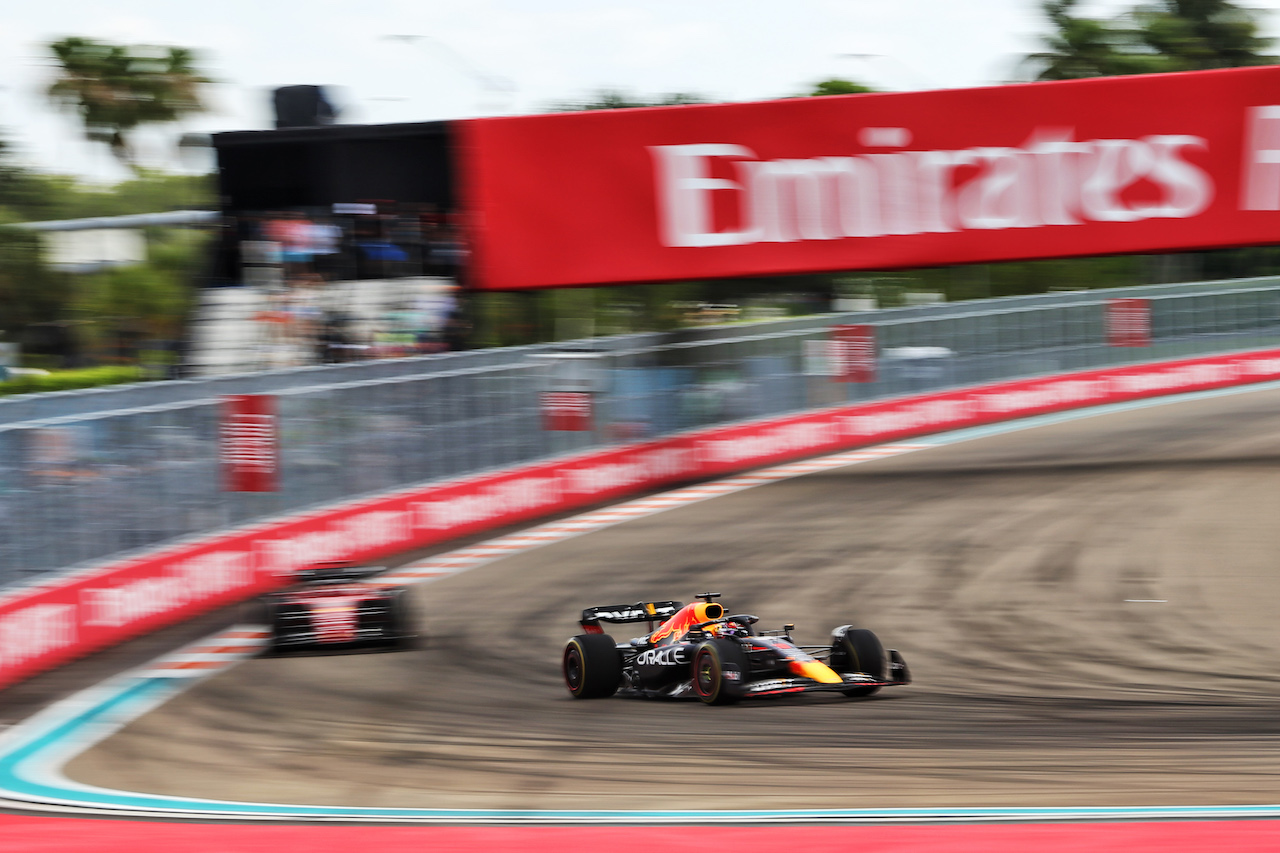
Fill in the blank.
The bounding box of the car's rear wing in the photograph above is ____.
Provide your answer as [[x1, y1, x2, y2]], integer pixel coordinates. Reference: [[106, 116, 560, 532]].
[[296, 562, 384, 584], [580, 601, 682, 634]]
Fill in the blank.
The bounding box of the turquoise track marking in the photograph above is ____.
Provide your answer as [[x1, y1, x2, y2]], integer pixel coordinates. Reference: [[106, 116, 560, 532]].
[[5, 378, 1280, 823], [2, 675, 1278, 823], [2, 676, 1278, 824]]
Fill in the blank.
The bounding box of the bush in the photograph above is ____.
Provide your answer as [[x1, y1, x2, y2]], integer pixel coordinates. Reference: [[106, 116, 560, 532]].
[[0, 365, 145, 396]]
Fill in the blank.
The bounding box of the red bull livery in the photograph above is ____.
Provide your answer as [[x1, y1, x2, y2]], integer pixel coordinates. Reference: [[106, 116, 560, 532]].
[[563, 593, 909, 705]]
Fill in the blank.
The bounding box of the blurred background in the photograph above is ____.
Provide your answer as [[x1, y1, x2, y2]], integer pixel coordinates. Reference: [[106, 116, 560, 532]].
[[4, 0, 1280, 386], [5, 6, 1280, 842]]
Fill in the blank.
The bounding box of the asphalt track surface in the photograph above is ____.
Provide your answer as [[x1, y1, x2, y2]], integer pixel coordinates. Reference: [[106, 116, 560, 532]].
[[42, 389, 1280, 813]]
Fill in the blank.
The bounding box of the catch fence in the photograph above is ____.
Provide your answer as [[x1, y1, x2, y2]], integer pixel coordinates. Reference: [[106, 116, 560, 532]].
[[3, 277, 1279, 585]]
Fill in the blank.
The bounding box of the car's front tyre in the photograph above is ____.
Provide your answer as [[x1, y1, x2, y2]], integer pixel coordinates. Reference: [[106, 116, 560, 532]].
[[563, 634, 622, 699], [830, 626, 886, 697], [692, 638, 749, 705]]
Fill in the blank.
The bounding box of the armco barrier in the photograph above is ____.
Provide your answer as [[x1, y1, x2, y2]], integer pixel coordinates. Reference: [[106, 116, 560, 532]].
[[4, 347, 1280, 691]]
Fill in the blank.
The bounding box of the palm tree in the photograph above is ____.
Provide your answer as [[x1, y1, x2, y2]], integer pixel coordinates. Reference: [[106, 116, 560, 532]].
[[1131, 0, 1275, 71], [1022, 0, 1273, 81], [46, 37, 210, 170], [1023, 0, 1164, 80]]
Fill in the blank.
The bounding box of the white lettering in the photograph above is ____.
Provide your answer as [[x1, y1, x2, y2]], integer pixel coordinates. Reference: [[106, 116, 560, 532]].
[[336, 510, 411, 552], [827, 156, 882, 237], [80, 550, 257, 629], [958, 148, 1037, 230], [744, 158, 844, 242], [1081, 139, 1153, 222], [1026, 129, 1087, 226], [1146, 135, 1212, 218], [0, 604, 77, 669], [563, 459, 650, 495], [651, 127, 1217, 248], [1242, 105, 1280, 210], [869, 152, 918, 235], [841, 398, 974, 437], [637, 646, 688, 666], [649, 144, 758, 247]]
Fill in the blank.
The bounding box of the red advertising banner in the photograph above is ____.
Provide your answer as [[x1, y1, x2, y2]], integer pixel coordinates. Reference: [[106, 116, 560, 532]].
[[459, 66, 1280, 291], [1108, 298, 1152, 347], [833, 324, 876, 382], [221, 395, 278, 492], [542, 391, 594, 431], [7, 348, 1280, 690]]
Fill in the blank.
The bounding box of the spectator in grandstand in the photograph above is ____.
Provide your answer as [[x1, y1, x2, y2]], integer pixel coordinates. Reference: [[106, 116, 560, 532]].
[[309, 218, 344, 280], [287, 274, 326, 350], [254, 289, 295, 367], [264, 211, 316, 275], [389, 207, 426, 277], [317, 311, 368, 363], [353, 214, 407, 279], [428, 226, 467, 277]]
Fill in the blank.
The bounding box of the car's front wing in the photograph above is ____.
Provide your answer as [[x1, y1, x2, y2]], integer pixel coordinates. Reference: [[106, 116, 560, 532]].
[[744, 674, 900, 697]]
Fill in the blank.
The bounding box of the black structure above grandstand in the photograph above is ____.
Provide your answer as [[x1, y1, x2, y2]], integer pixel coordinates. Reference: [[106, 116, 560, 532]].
[[212, 121, 455, 212], [209, 121, 462, 285]]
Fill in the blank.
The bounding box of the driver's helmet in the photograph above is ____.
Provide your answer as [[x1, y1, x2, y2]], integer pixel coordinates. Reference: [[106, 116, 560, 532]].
[[713, 619, 749, 638]]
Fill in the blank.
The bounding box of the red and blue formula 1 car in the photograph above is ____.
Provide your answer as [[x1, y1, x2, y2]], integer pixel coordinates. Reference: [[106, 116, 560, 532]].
[[265, 561, 417, 651], [562, 593, 909, 705]]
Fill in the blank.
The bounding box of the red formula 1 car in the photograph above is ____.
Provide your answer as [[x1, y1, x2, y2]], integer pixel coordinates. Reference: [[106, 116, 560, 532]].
[[562, 593, 909, 704], [265, 561, 417, 651]]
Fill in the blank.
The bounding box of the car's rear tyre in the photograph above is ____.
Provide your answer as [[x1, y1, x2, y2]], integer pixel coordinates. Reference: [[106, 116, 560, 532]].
[[387, 593, 419, 649], [692, 638, 749, 705], [831, 627, 885, 697], [563, 634, 622, 699]]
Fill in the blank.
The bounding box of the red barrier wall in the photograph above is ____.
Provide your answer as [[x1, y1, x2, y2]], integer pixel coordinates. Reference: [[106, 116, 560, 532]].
[[4, 348, 1280, 690]]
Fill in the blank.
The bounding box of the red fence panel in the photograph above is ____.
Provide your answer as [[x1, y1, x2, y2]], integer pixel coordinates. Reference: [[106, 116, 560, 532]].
[[221, 395, 279, 492], [833, 324, 877, 382], [1108, 298, 1152, 347], [542, 391, 594, 431]]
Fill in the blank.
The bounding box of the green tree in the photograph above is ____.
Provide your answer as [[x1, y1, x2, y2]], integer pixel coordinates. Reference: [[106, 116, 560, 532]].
[[0, 227, 77, 362], [1130, 0, 1275, 71], [0, 135, 212, 365], [62, 169, 215, 219], [1024, 0, 1161, 79], [545, 88, 707, 112], [803, 78, 875, 96], [0, 162, 214, 225], [0, 150, 37, 222], [1024, 0, 1274, 80], [46, 37, 210, 170]]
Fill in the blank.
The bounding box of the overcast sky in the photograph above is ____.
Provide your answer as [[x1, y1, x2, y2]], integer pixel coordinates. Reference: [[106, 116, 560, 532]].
[[4, 0, 1278, 184]]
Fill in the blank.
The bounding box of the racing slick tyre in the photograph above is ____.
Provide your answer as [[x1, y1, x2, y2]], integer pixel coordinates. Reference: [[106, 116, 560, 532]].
[[269, 603, 306, 653], [563, 634, 623, 699], [831, 627, 886, 697], [386, 594, 419, 650], [692, 639, 750, 705]]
